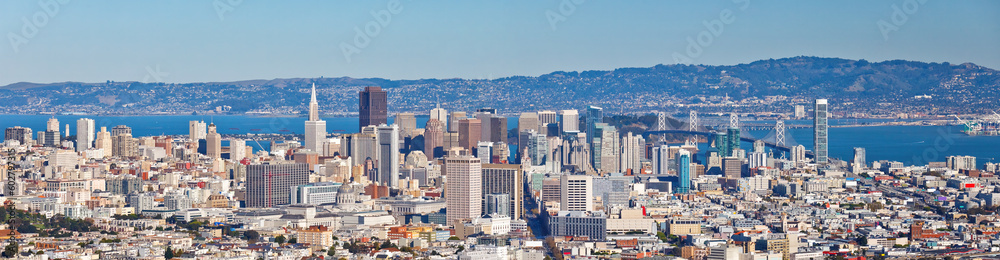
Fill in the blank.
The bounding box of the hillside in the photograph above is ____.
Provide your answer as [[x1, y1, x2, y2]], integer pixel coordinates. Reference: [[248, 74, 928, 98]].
[[1, 56, 997, 115]]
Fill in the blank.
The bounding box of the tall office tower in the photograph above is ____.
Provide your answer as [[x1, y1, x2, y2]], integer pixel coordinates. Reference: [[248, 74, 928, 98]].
[[346, 131, 379, 166], [651, 144, 670, 175], [230, 139, 246, 162], [537, 111, 558, 130], [458, 118, 482, 151], [188, 120, 207, 140], [852, 147, 866, 173], [727, 127, 741, 155], [620, 132, 644, 174], [377, 124, 400, 187], [794, 105, 806, 119], [792, 145, 806, 165], [449, 111, 467, 133], [206, 123, 222, 159], [677, 150, 691, 193], [430, 106, 448, 130], [714, 132, 729, 157], [94, 127, 112, 157], [76, 118, 95, 152], [477, 141, 493, 164], [484, 193, 511, 218], [585, 105, 603, 144], [4, 126, 33, 145], [424, 119, 444, 160], [111, 125, 132, 137], [491, 142, 510, 163], [64, 124, 69, 138], [814, 99, 829, 164], [560, 174, 593, 211], [46, 117, 59, 132], [482, 164, 523, 220], [395, 113, 416, 137], [489, 116, 507, 143], [443, 132, 460, 151], [476, 112, 493, 142], [112, 134, 138, 157], [359, 86, 388, 131], [748, 151, 768, 169], [559, 110, 579, 133], [43, 129, 60, 147], [723, 157, 741, 179], [598, 125, 620, 174], [304, 84, 328, 153], [246, 163, 309, 208], [444, 150, 482, 225], [518, 112, 538, 137], [526, 132, 548, 166]]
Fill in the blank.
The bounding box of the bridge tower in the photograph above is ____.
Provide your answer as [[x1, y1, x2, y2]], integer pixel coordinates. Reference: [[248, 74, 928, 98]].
[[657, 112, 668, 131], [776, 120, 786, 159], [730, 113, 739, 129], [687, 111, 699, 143]]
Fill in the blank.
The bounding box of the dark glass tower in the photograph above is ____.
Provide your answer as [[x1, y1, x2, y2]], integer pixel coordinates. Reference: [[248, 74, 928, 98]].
[[359, 86, 388, 131]]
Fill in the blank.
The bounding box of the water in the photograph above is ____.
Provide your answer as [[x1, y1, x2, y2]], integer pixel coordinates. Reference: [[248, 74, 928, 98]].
[[2, 115, 995, 166]]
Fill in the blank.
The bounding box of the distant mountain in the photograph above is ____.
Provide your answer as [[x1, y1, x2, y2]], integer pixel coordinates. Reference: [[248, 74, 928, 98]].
[[2, 56, 997, 115]]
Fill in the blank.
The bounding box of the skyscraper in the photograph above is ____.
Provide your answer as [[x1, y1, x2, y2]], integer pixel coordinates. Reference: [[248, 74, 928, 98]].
[[111, 125, 131, 137], [727, 127, 741, 156], [620, 132, 644, 174], [246, 163, 310, 208], [94, 127, 112, 157], [206, 123, 222, 159], [395, 113, 416, 137], [4, 126, 32, 145], [489, 116, 507, 143], [714, 132, 729, 157], [560, 174, 593, 211], [305, 84, 327, 153], [458, 118, 482, 151], [585, 105, 603, 144], [46, 117, 59, 132], [424, 119, 445, 160], [189, 120, 206, 140], [445, 150, 482, 225], [482, 164, 523, 220], [677, 150, 691, 193], [484, 193, 511, 218], [359, 86, 388, 131], [852, 147, 866, 173], [449, 111, 467, 133], [377, 124, 400, 187], [76, 118, 95, 152], [814, 99, 829, 164], [559, 110, 579, 133], [430, 106, 448, 130], [518, 112, 538, 137]]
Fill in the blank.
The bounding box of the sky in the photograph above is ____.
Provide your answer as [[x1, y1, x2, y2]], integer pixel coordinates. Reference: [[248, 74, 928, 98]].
[[0, 0, 998, 86]]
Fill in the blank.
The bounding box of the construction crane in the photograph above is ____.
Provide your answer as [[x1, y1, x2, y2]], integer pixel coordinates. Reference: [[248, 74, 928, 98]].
[[953, 115, 981, 135]]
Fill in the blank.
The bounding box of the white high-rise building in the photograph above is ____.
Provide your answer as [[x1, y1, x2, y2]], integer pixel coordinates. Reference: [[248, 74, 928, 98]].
[[430, 106, 448, 131], [47, 117, 59, 132], [377, 124, 400, 187], [304, 83, 327, 153], [230, 139, 246, 162], [620, 132, 645, 174], [76, 118, 95, 152], [188, 120, 206, 140], [559, 110, 579, 133], [792, 145, 806, 166], [560, 174, 593, 211], [445, 150, 482, 225], [814, 99, 829, 164], [948, 155, 977, 171], [651, 144, 670, 175], [853, 147, 866, 173]]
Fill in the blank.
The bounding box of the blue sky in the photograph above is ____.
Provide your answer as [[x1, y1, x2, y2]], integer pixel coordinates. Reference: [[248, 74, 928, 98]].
[[0, 0, 997, 86]]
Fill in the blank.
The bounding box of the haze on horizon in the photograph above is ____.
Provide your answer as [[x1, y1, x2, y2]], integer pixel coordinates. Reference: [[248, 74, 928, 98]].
[[0, 0, 998, 86]]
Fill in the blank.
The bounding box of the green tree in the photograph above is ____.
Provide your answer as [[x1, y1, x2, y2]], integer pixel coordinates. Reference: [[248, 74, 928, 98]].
[[274, 235, 286, 244], [243, 230, 260, 241], [328, 244, 337, 256], [448, 236, 460, 240], [2, 241, 17, 258], [165, 246, 174, 259], [288, 237, 297, 244]]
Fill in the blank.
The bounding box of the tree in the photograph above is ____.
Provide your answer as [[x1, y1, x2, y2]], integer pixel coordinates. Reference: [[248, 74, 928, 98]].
[[274, 235, 286, 244], [456, 245, 465, 253], [328, 244, 337, 256], [448, 236, 460, 240], [243, 230, 260, 242], [288, 237, 297, 244], [2, 241, 17, 258], [165, 246, 175, 259]]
